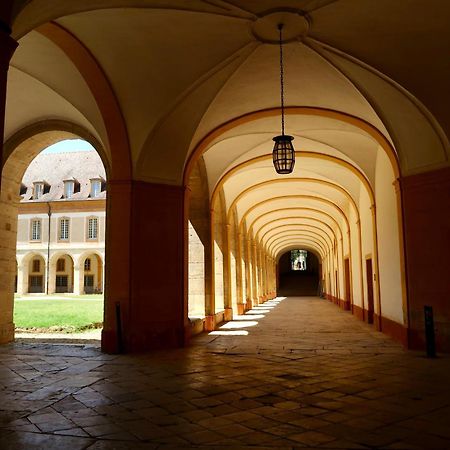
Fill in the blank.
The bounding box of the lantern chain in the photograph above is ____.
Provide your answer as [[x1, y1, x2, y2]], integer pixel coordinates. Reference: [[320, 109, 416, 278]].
[[278, 23, 285, 137]]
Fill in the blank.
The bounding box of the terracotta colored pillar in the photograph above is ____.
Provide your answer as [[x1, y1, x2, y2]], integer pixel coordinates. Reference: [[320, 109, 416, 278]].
[[401, 167, 450, 352], [127, 181, 187, 351], [104, 181, 187, 352], [102, 180, 132, 352]]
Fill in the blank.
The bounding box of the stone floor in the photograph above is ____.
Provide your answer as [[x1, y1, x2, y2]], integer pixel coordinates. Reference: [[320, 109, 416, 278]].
[[1, 296, 450, 449]]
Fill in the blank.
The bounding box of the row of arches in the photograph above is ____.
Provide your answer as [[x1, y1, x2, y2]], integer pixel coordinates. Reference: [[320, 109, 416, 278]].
[[185, 109, 406, 343], [0, 107, 439, 351], [16, 252, 103, 295]]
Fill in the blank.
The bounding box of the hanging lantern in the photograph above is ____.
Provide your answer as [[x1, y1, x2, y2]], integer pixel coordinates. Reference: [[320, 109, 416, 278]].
[[272, 23, 295, 174], [273, 134, 295, 174]]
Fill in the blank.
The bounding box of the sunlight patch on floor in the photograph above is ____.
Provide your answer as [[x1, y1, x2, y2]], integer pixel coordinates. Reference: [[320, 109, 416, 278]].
[[208, 297, 285, 336]]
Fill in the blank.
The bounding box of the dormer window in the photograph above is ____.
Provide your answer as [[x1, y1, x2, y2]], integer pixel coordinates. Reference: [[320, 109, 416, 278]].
[[90, 178, 102, 198], [33, 182, 44, 200], [63, 179, 80, 199], [64, 180, 75, 199], [33, 181, 50, 200]]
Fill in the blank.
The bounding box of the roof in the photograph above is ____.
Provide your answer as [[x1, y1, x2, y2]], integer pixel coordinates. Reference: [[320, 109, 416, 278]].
[[21, 150, 107, 202]]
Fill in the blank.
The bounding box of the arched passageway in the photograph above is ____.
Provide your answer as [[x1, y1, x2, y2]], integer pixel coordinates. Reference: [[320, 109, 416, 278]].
[[0, 1, 448, 353]]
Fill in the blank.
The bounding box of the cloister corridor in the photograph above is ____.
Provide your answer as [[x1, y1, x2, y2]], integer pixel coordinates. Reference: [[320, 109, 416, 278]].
[[1, 297, 450, 450]]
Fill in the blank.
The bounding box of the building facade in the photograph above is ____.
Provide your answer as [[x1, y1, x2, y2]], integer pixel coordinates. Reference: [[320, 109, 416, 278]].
[[16, 150, 106, 295]]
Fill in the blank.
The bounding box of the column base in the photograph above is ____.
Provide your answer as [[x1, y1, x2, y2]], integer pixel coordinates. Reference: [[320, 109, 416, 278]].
[[0, 322, 14, 344], [101, 328, 120, 354], [205, 315, 215, 331], [245, 299, 253, 311], [224, 307, 233, 322], [237, 303, 245, 315]]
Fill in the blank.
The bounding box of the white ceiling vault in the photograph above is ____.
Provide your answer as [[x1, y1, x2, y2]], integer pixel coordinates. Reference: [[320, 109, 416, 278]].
[[6, 0, 450, 258]]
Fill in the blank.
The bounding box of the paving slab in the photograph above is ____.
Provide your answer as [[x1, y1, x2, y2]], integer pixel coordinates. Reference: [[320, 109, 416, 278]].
[[0, 296, 449, 449]]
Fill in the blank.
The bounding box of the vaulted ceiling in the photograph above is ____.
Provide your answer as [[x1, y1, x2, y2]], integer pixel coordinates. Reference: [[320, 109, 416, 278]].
[[5, 0, 450, 259]]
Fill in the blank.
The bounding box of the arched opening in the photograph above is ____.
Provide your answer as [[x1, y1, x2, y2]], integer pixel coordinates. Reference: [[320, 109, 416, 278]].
[[26, 254, 46, 293], [51, 254, 74, 294], [278, 249, 320, 297], [2, 131, 107, 341], [81, 253, 104, 295]]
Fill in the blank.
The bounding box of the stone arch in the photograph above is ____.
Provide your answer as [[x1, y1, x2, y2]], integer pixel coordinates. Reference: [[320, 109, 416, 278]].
[[49, 253, 74, 294], [0, 122, 108, 343]]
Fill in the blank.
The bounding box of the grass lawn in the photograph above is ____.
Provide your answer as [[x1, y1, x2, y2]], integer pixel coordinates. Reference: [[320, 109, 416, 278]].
[[14, 296, 103, 331]]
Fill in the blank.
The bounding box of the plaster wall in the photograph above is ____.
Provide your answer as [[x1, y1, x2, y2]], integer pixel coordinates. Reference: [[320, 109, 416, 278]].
[[348, 207, 363, 308], [359, 187, 375, 313], [375, 150, 404, 324]]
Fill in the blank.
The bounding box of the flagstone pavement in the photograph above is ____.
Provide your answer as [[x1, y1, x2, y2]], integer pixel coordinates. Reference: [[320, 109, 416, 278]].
[[1, 296, 450, 449]]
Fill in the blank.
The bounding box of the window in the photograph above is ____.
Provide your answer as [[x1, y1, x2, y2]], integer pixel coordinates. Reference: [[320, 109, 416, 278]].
[[84, 258, 91, 271], [90, 179, 102, 198], [33, 182, 44, 200], [55, 276, 68, 287], [59, 218, 70, 240], [32, 259, 40, 273], [87, 217, 98, 240], [19, 184, 27, 196], [30, 219, 41, 241], [56, 258, 65, 272], [64, 180, 75, 199]]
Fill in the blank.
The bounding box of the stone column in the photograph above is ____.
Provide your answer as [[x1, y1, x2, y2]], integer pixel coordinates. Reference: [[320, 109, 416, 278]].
[[251, 240, 258, 305], [223, 223, 233, 321], [243, 234, 251, 310], [47, 256, 56, 294], [0, 22, 18, 344], [16, 264, 26, 295], [204, 206, 216, 331], [236, 231, 245, 314], [73, 265, 83, 295]]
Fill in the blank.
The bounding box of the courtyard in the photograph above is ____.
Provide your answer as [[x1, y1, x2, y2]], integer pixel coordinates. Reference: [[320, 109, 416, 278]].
[[14, 294, 103, 342]]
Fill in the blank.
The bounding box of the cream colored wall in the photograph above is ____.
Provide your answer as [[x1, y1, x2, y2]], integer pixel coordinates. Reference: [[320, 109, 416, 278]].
[[359, 187, 375, 313], [17, 210, 105, 246], [348, 207, 363, 308], [188, 221, 206, 318], [375, 150, 404, 324]]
